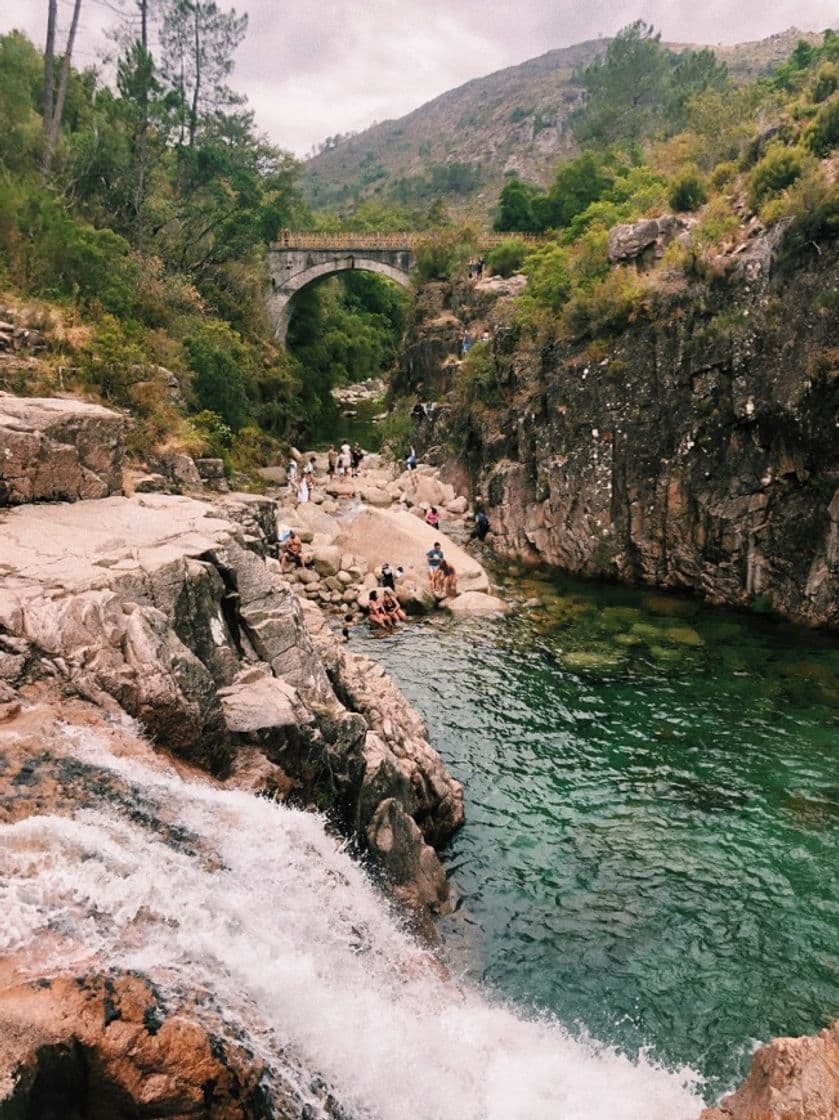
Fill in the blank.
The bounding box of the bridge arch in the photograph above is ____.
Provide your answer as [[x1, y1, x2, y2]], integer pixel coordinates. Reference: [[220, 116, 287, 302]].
[[267, 240, 417, 347]]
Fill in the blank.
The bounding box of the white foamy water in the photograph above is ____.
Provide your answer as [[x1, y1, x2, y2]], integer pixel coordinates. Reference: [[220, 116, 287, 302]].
[[0, 729, 704, 1119]]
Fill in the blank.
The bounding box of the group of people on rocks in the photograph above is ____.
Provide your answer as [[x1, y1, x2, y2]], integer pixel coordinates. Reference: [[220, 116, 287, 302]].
[[425, 541, 457, 597], [279, 442, 493, 637], [326, 441, 364, 479], [365, 561, 407, 632], [286, 455, 320, 505], [287, 443, 366, 506]]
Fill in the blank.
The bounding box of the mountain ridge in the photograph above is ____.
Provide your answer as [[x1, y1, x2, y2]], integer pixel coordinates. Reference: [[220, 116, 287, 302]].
[[302, 26, 827, 220]]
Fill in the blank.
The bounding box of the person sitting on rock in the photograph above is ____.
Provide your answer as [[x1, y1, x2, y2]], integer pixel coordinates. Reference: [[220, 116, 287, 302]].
[[280, 530, 304, 572], [439, 559, 457, 598], [425, 506, 440, 529], [426, 542, 444, 592], [382, 587, 407, 623], [367, 590, 394, 630]]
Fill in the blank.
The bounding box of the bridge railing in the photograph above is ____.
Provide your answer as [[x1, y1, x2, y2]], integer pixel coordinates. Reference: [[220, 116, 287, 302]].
[[269, 231, 545, 251]]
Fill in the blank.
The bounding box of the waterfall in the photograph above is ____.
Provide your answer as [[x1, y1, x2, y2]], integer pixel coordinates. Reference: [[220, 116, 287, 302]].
[[0, 727, 703, 1120]]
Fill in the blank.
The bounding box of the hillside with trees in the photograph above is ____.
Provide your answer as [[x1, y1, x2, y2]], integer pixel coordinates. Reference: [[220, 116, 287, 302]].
[[0, 4, 407, 473], [301, 27, 826, 223]]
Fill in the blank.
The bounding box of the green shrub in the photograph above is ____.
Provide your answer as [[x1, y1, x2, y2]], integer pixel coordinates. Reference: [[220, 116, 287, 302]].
[[710, 161, 738, 190], [812, 63, 839, 102], [522, 243, 573, 310], [189, 410, 234, 457], [561, 269, 647, 339], [457, 342, 500, 408], [413, 229, 477, 281], [486, 239, 529, 277], [748, 146, 803, 211], [228, 425, 279, 473], [778, 166, 839, 247], [805, 98, 839, 156], [79, 314, 147, 403], [183, 320, 253, 430], [669, 170, 708, 212]]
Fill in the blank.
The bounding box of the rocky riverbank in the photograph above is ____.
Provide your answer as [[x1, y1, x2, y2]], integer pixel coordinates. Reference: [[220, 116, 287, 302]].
[[1, 392, 837, 1117]]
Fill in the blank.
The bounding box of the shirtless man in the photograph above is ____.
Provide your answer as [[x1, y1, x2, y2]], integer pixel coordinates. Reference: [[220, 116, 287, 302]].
[[280, 530, 304, 573]]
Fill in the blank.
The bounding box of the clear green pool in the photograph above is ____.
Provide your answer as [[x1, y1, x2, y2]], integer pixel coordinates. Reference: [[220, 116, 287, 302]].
[[353, 572, 839, 1100]]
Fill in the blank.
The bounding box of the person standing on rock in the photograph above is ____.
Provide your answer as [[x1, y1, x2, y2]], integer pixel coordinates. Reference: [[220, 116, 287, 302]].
[[304, 456, 317, 487], [287, 457, 298, 493], [297, 476, 310, 505], [470, 510, 490, 542], [426, 542, 444, 593], [351, 442, 364, 477], [327, 446, 337, 478], [406, 446, 417, 471]]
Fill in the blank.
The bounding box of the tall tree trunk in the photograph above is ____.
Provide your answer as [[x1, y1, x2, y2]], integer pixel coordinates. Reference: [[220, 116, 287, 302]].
[[134, 0, 151, 235], [43, 0, 57, 126], [188, 0, 201, 147], [43, 0, 83, 176]]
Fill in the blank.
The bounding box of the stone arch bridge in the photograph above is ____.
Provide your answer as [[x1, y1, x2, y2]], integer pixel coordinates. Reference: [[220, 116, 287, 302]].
[[266, 231, 540, 346]]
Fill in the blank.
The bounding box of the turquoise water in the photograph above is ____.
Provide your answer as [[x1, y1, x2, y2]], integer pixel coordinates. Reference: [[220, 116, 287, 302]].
[[352, 573, 839, 1100]]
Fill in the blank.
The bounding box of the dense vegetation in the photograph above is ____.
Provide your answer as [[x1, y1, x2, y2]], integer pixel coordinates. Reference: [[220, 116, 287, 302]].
[[488, 23, 839, 344], [0, 11, 407, 469]]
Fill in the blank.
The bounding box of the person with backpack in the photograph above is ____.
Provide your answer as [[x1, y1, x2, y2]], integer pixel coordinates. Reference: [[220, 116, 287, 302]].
[[471, 510, 490, 542]]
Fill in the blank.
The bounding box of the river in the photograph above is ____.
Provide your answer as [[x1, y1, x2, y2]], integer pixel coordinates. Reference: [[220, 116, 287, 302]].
[[354, 568, 839, 1100]]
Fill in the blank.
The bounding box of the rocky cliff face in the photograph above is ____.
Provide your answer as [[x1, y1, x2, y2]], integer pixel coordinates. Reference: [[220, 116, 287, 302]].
[[404, 242, 839, 629]]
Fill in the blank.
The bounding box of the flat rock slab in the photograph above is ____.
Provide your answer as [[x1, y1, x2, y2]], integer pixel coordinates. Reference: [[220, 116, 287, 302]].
[[0, 493, 255, 597], [333, 507, 489, 594], [0, 393, 125, 505]]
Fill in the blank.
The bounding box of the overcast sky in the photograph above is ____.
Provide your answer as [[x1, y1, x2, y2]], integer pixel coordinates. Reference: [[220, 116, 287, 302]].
[[4, 1, 837, 156]]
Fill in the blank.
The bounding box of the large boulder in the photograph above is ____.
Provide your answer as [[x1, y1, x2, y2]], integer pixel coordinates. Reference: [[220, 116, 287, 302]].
[[0, 393, 125, 505], [404, 473, 456, 508], [0, 976, 276, 1119], [607, 215, 690, 264], [333, 507, 490, 595], [444, 591, 509, 616], [701, 1020, 839, 1120]]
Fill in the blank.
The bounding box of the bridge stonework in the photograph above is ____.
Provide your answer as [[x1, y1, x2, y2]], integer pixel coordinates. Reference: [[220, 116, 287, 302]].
[[267, 235, 417, 345], [266, 231, 543, 346]]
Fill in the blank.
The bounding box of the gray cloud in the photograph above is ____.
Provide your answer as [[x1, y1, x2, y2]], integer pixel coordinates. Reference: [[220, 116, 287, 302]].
[[4, 0, 837, 155]]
